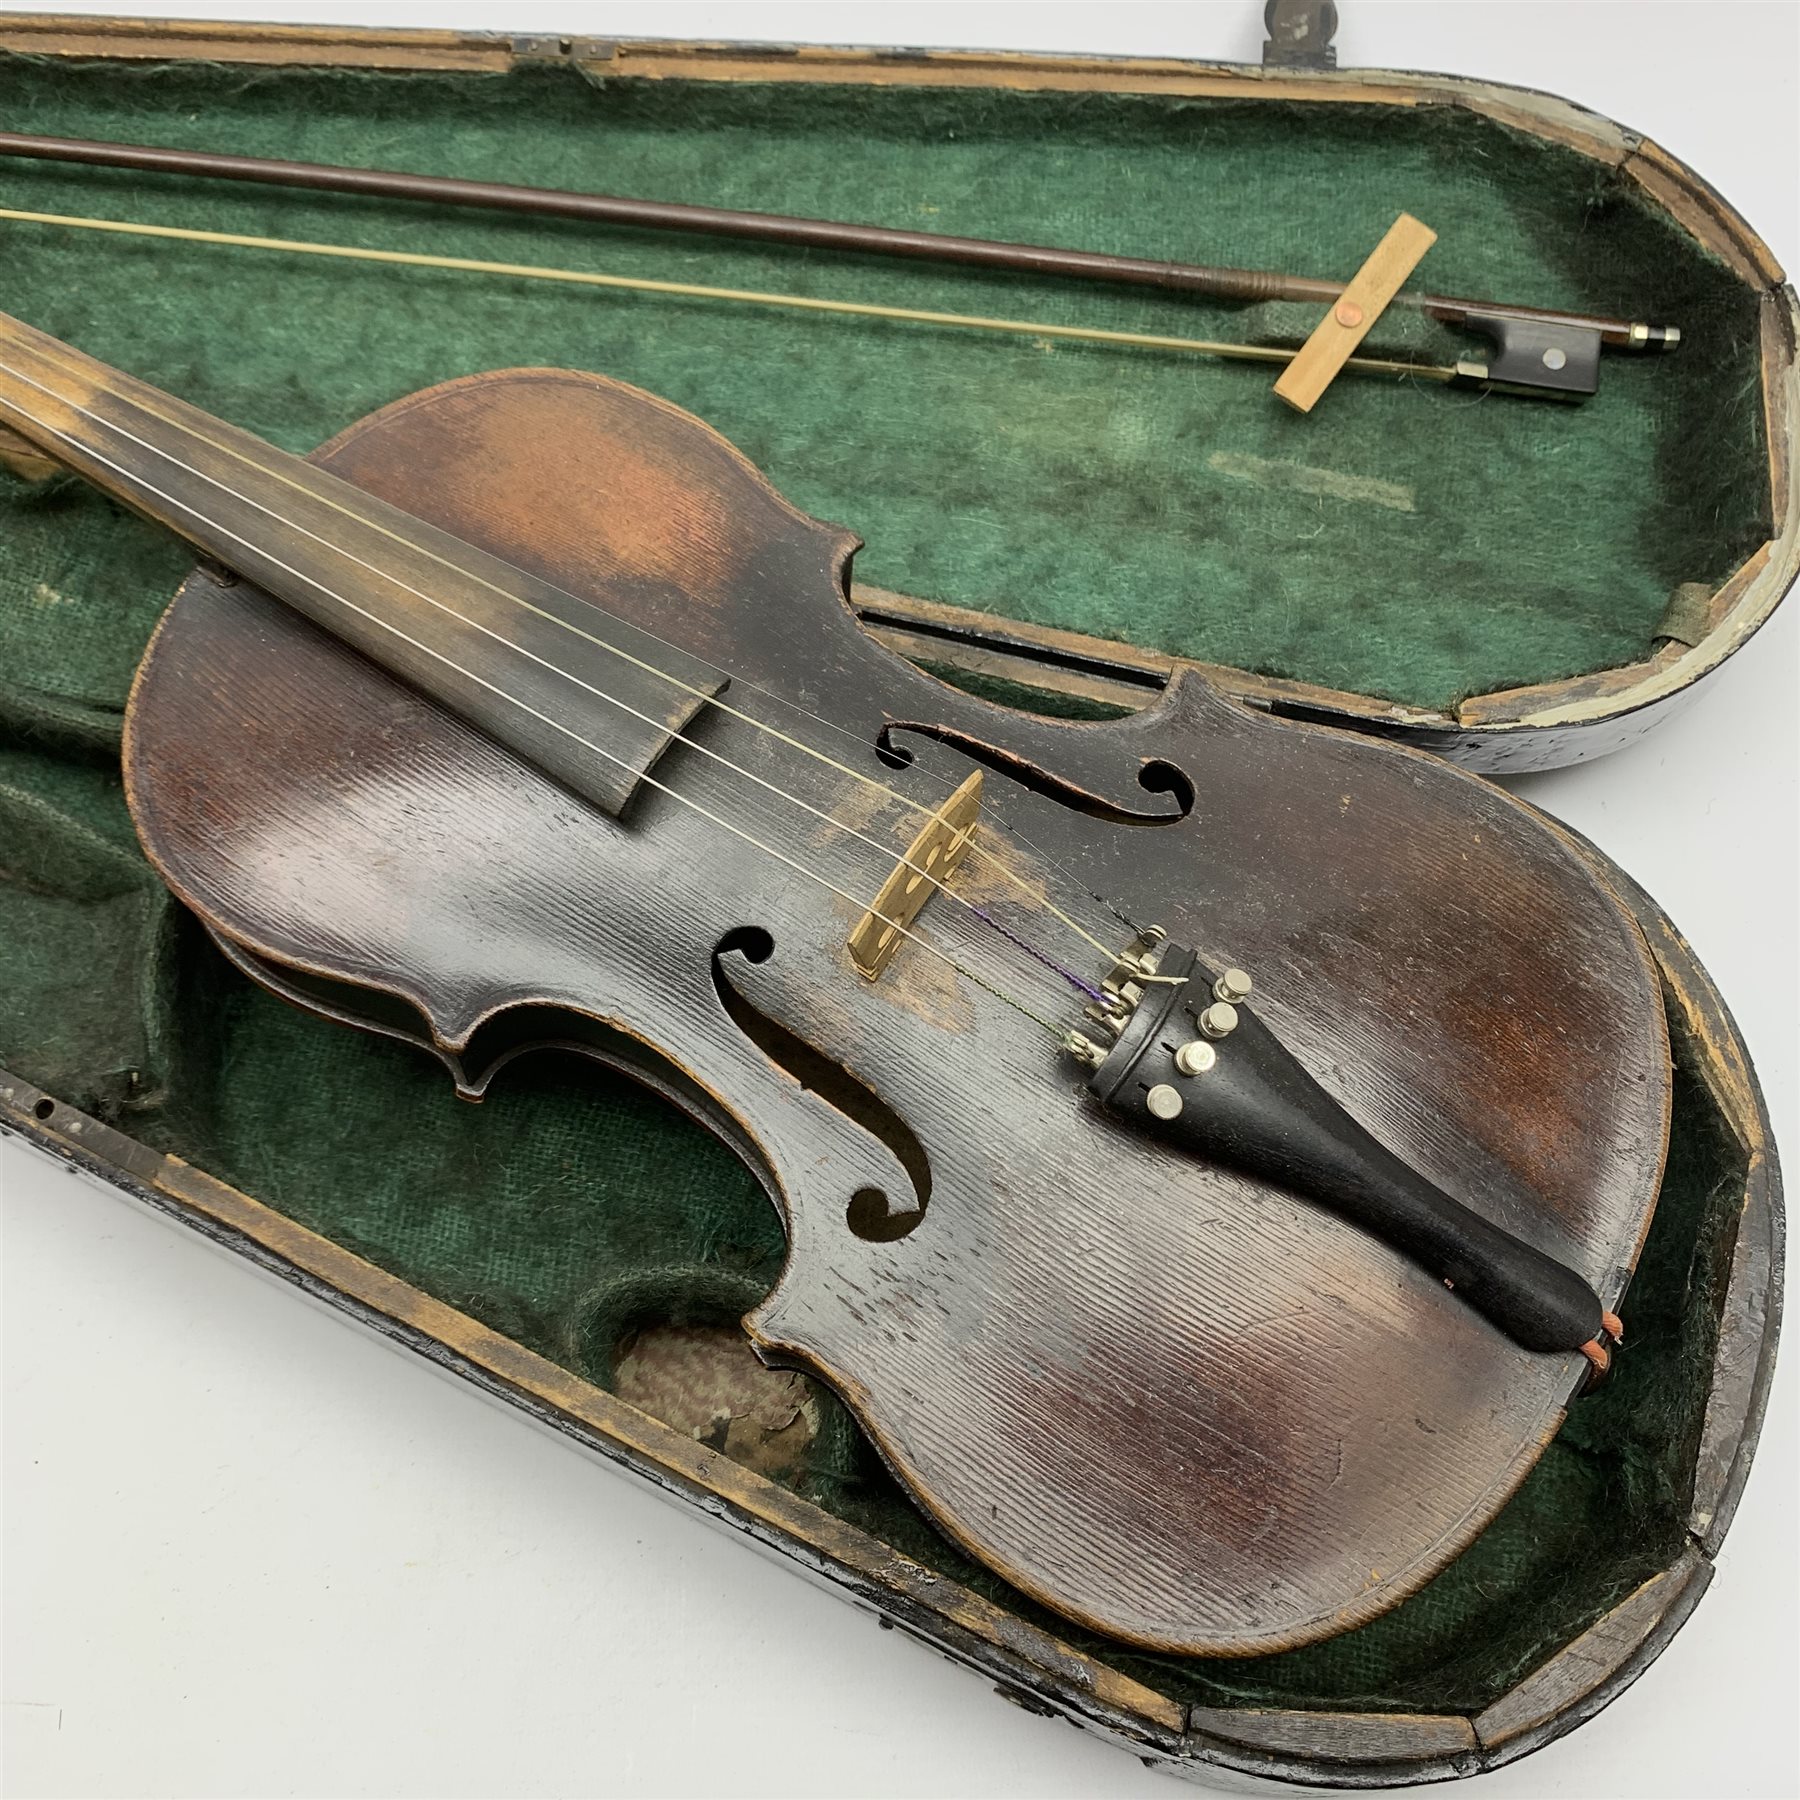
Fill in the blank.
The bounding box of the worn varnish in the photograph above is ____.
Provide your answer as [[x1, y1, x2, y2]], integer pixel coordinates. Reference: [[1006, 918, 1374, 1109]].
[[0, 334, 1672, 1654]]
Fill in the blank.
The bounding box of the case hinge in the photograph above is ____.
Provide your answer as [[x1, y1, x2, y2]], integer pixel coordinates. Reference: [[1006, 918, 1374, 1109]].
[[1263, 0, 1340, 69]]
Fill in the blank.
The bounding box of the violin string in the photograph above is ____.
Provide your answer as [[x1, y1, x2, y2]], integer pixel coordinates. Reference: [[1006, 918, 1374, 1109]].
[[5, 327, 1135, 974], [0, 354, 1071, 1034], [35, 329, 1130, 972], [0, 351, 1114, 1008], [8, 311, 1143, 977], [0, 343, 1097, 982], [0, 205, 1439, 983]]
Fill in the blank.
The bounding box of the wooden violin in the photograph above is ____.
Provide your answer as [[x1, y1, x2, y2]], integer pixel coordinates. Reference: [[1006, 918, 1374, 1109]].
[[0, 309, 1667, 1656]]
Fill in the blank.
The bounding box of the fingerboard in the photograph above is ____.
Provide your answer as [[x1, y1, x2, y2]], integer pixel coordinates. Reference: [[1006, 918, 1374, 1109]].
[[0, 310, 724, 819]]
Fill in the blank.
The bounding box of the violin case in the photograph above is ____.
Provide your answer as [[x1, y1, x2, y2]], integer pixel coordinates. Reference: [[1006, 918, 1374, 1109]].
[[0, 10, 1788, 1790]]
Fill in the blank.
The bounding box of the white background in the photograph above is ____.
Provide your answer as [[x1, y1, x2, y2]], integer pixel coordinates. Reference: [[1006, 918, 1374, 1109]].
[[2, 3, 1796, 1797]]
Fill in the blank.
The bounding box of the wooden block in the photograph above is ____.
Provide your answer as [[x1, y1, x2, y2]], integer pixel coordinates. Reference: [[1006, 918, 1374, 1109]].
[[1274, 212, 1438, 413], [1472, 1554, 1709, 1749]]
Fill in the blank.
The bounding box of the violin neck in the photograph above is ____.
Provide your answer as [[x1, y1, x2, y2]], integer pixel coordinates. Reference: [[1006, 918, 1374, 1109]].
[[0, 310, 723, 818]]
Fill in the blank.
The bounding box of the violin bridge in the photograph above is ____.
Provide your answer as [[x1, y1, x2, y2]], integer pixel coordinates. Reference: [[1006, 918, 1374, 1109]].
[[848, 771, 983, 980]]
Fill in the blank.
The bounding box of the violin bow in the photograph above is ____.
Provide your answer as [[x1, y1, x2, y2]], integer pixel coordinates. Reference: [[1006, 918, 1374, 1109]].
[[0, 130, 1679, 402]]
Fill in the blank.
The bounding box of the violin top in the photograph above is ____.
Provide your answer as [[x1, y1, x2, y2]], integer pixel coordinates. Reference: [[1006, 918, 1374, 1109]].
[[0, 316, 1668, 1653]]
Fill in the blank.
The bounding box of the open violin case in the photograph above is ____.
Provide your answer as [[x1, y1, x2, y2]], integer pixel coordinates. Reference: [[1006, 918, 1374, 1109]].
[[0, 9, 1789, 1790]]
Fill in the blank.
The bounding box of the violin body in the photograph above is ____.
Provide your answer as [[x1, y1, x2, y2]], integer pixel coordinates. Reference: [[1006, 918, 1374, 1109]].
[[115, 367, 1668, 1655]]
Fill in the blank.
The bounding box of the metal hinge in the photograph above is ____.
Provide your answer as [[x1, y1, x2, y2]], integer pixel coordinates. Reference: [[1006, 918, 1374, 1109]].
[[508, 34, 617, 63], [1263, 0, 1340, 69]]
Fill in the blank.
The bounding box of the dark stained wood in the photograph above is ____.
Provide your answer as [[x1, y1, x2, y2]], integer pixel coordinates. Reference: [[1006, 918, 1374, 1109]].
[[0, 1065, 1191, 1755], [1692, 1172, 1782, 1552], [849, 575, 1787, 776], [0, 316, 729, 820], [1186, 1704, 1477, 1765], [2, 947, 1780, 1786], [0, 17, 1787, 1781], [1472, 1553, 1711, 1751], [1605, 860, 1787, 1559], [111, 364, 1672, 1656]]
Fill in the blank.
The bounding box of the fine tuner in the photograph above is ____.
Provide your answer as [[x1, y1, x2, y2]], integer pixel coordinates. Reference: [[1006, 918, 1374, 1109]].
[[1064, 936, 1253, 1082]]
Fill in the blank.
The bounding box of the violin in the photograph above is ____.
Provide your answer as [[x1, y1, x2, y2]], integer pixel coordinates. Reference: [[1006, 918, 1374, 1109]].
[[0, 308, 1666, 1655]]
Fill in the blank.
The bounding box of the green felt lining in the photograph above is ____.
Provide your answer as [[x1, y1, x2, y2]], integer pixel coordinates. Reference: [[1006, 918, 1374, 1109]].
[[0, 49, 1756, 1717], [0, 54, 1774, 719]]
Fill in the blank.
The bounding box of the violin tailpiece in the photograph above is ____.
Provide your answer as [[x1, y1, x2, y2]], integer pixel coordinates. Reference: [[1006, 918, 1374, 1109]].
[[1070, 939, 1612, 1356]]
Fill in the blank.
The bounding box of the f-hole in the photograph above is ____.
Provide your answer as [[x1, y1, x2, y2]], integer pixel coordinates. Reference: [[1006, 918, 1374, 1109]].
[[875, 723, 1193, 825], [712, 927, 931, 1241]]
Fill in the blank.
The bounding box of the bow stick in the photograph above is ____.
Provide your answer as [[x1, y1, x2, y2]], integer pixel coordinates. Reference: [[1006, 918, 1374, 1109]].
[[0, 130, 1678, 401]]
